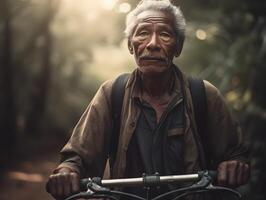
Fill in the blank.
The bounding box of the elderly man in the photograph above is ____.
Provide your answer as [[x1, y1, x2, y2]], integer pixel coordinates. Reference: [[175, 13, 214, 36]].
[[46, 0, 249, 199]]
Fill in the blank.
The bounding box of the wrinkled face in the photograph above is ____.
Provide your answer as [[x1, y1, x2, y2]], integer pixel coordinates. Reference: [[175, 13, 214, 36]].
[[128, 10, 178, 74]]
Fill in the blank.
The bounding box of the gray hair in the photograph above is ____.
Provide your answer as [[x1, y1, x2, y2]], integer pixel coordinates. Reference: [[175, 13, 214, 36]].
[[124, 0, 186, 41]]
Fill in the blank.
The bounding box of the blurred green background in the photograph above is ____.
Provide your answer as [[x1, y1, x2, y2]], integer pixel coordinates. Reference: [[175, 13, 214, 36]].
[[0, 0, 265, 199]]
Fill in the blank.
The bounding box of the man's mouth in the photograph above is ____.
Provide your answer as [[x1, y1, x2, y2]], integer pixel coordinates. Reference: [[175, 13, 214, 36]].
[[140, 56, 166, 62]]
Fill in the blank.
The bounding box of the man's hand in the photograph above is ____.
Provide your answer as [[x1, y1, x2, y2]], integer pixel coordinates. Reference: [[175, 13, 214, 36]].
[[46, 167, 80, 199], [217, 160, 250, 188]]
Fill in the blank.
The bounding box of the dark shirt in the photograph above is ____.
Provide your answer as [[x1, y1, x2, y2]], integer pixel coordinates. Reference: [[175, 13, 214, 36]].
[[124, 93, 185, 198]]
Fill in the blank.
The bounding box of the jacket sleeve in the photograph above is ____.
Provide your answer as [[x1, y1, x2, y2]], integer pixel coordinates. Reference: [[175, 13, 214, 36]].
[[55, 80, 114, 178], [204, 80, 249, 167]]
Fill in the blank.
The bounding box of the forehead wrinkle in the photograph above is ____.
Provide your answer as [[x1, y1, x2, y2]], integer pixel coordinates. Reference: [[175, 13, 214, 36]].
[[142, 16, 168, 22], [137, 13, 170, 23], [135, 20, 174, 34], [136, 16, 173, 27], [135, 11, 175, 29], [130, 11, 176, 38], [137, 22, 171, 28]]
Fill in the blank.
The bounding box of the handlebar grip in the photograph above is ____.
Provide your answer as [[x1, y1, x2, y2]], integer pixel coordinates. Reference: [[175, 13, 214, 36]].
[[91, 177, 102, 185], [198, 170, 217, 180], [80, 177, 102, 191]]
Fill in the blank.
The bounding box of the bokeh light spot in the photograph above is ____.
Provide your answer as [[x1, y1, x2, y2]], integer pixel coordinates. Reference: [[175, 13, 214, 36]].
[[196, 29, 207, 40], [101, 0, 118, 10], [119, 2, 131, 13]]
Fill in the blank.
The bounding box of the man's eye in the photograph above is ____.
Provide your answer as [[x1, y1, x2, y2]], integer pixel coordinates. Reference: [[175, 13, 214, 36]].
[[138, 31, 149, 37], [160, 32, 172, 41]]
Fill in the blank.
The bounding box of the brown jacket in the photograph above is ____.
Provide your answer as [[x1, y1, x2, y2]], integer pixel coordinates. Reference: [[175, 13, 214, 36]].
[[56, 68, 248, 178]]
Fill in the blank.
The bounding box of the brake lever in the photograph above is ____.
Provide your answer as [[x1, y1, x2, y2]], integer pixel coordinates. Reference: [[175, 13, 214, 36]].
[[191, 171, 241, 199], [65, 178, 111, 200], [85, 178, 110, 193], [206, 183, 242, 198], [189, 171, 212, 189], [65, 184, 114, 200], [89, 182, 110, 192], [65, 179, 96, 200]]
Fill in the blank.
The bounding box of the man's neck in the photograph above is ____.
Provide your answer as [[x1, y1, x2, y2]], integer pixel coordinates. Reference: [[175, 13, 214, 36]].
[[138, 67, 175, 123], [139, 67, 174, 99]]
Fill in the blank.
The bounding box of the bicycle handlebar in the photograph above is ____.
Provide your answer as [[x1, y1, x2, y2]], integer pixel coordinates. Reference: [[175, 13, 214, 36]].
[[65, 171, 241, 200], [80, 171, 217, 189]]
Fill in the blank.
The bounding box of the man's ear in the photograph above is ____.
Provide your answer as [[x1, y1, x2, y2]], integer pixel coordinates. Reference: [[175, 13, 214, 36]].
[[128, 39, 133, 54], [175, 38, 184, 57]]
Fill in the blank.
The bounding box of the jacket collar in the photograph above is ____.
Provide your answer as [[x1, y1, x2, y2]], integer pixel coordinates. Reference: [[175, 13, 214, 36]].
[[127, 65, 184, 102]]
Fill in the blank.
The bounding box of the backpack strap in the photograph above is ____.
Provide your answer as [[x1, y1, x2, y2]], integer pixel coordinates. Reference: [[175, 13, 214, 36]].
[[188, 77, 209, 168], [109, 73, 130, 172]]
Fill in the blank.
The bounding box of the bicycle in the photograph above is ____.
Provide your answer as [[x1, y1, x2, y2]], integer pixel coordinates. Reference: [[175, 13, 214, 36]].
[[64, 170, 242, 200]]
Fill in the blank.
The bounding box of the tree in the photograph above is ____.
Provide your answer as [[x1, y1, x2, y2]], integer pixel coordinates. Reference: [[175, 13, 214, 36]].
[[24, 0, 60, 137], [0, 0, 17, 166]]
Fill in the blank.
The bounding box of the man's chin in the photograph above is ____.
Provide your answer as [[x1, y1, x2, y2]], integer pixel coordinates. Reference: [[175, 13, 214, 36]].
[[137, 65, 170, 75]]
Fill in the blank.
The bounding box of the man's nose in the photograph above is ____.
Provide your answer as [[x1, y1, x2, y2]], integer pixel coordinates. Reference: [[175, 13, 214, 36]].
[[146, 33, 160, 51]]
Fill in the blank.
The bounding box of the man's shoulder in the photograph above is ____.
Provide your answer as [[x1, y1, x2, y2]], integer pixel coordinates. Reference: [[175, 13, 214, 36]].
[[182, 75, 220, 98], [202, 80, 229, 114], [203, 80, 222, 100]]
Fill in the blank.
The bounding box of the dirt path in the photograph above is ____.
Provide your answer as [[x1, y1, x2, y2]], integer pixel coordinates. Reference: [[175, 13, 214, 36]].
[[0, 152, 59, 200]]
